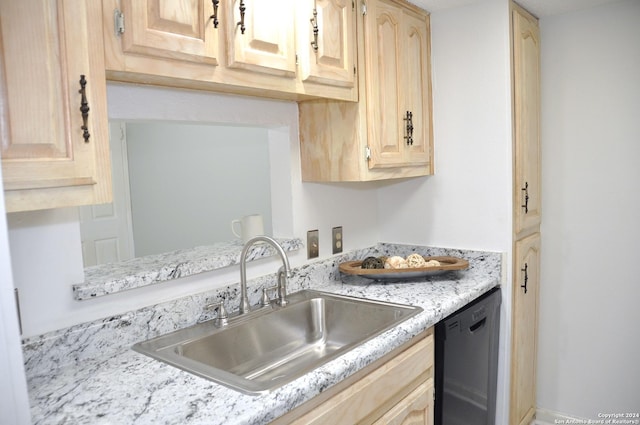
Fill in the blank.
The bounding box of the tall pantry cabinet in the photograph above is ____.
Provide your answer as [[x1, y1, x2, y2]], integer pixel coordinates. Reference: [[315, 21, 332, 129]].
[[510, 3, 541, 425]]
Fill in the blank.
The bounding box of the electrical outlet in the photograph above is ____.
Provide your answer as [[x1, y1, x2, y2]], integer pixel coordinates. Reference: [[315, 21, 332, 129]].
[[332, 226, 343, 254], [307, 229, 319, 259]]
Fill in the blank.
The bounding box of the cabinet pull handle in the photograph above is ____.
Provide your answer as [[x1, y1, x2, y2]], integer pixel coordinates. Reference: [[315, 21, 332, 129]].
[[310, 8, 319, 51], [521, 182, 529, 213], [409, 111, 414, 142], [403, 111, 414, 145], [210, 0, 220, 28], [521, 263, 528, 294], [237, 0, 246, 34], [78, 75, 90, 143]]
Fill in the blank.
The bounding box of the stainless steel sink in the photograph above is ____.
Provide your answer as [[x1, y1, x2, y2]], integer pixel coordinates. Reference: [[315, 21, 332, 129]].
[[133, 290, 422, 394]]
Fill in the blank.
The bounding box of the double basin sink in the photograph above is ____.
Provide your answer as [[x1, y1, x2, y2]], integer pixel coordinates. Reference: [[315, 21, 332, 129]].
[[133, 290, 422, 394]]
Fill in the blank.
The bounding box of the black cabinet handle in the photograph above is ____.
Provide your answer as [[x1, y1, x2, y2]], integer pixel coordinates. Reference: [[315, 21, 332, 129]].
[[521, 182, 529, 213], [310, 8, 319, 51], [521, 263, 528, 294], [210, 0, 220, 28], [403, 111, 414, 145], [237, 0, 246, 34], [78, 75, 90, 143]]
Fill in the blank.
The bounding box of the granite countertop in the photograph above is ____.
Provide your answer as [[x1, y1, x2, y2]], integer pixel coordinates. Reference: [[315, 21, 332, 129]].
[[25, 245, 501, 425], [73, 238, 304, 300]]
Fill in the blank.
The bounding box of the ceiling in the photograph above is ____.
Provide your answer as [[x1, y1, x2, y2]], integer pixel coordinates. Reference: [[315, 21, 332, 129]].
[[409, 0, 622, 17]]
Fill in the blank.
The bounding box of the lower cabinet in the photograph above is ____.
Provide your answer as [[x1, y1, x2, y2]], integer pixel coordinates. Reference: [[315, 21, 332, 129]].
[[511, 232, 540, 425], [373, 381, 434, 425], [275, 329, 434, 425]]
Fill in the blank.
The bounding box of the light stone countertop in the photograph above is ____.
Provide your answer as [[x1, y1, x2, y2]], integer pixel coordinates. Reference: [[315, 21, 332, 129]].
[[73, 238, 304, 300], [25, 244, 501, 425]]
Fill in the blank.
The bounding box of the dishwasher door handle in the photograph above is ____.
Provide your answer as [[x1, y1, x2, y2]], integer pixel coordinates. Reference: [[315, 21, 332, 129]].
[[469, 317, 487, 333]]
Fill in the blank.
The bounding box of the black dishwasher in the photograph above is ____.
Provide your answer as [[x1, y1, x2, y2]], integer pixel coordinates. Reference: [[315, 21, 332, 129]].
[[435, 287, 501, 425]]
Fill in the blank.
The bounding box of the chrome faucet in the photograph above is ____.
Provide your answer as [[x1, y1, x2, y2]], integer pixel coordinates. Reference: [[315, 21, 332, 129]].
[[239, 236, 291, 315]]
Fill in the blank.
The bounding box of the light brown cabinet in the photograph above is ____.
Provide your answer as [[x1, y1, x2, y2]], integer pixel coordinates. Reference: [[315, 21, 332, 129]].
[[512, 2, 541, 240], [364, 0, 432, 170], [299, 0, 433, 182], [119, 0, 221, 66], [510, 3, 541, 425], [275, 330, 434, 425], [373, 381, 434, 425], [102, 0, 357, 101], [225, 0, 296, 78], [297, 0, 358, 91], [511, 232, 540, 425], [0, 0, 112, 213]]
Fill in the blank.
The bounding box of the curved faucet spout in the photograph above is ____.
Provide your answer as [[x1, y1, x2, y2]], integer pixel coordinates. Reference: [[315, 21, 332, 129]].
[[239, 236, 291, 315]]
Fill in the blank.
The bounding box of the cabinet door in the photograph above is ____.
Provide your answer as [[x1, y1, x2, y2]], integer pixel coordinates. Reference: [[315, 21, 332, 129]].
[[364, 0, 404, 169], [513, 6, 541, 237], [297, 0, 357, 88], [1, 0, 111, 212], [364, 0, 433, 172], [373, 380, 434, 425], [511, 232, 540, 425], [401, 10, 432, 168], [286, 333, 434, 424], [120, 0, 220, 65], [226, 0, 296, 77]]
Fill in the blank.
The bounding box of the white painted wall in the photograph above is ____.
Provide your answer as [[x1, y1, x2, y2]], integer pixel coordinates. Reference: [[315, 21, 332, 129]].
[[378, 0, 513, 252], [0, 167, 31, 423], [7, 84, 381, 338], [538, 0, 640, 418], [379, 1, 514, 423]]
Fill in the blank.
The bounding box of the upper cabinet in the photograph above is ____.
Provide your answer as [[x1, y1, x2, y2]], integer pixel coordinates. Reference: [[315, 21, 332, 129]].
[[299, 0, 433, 182], [512, 3, 541, 238], [0, 0, 112, 213], [119, 0, 221, 65], [102, 0, 357, 101], [226, 0, 296, 78], [364, 0, 432, 170], [297, 0, 358, 90]]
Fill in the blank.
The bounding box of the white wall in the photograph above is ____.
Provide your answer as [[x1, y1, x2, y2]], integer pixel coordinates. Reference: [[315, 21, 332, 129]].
[[538, 0, 640, 418], [378, 0, 513, 252], [0, 166, 31, 423], [7, 84, 381, 338], [379, 1, 514, 423]]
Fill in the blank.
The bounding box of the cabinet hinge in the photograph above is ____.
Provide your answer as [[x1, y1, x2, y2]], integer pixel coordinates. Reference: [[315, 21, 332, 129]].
[[295, 53, 299, 66], [365, 146, 371, 160], [352, 0, 355, 10], [361, 1, 367, 15], [114, 9, 125, 36], [354, 65, 356, 75]]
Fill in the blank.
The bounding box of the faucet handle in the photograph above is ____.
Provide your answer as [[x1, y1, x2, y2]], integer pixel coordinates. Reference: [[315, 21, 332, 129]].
[[260, 285, 278, 307], [205, 301, 228, 327], [276, 266, 290, 306]]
